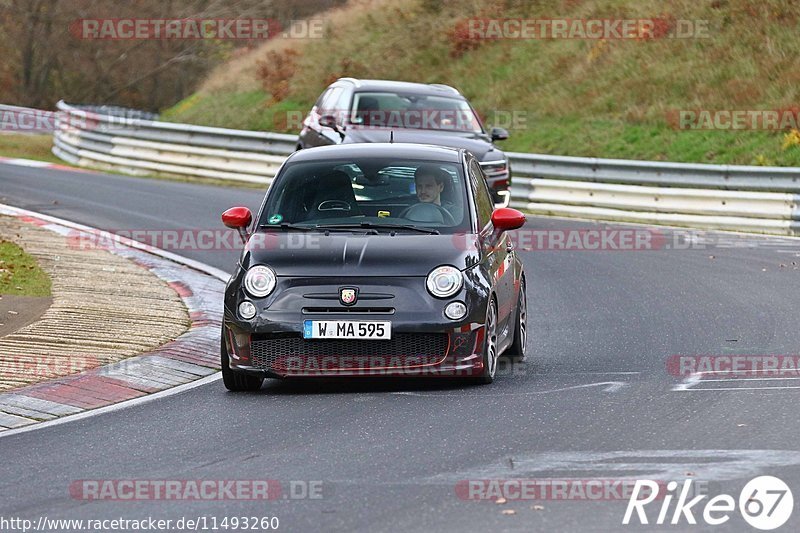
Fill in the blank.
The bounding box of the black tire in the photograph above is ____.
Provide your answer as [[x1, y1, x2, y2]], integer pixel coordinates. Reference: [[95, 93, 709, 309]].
[[506, 278, 527, 361], [221, 329, 264, 392], [473, 297, 498, 385]]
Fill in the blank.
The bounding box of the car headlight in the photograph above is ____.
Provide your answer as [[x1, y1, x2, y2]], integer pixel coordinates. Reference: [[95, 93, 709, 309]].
[[445, 301, 467, 320], [238, 300, 257, 320], [426, 265, 463, 298], [244, 265, 276, 298]]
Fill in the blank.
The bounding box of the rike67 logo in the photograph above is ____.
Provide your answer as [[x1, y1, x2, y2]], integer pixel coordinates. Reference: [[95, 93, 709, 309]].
[[623, 476, 793, 530]]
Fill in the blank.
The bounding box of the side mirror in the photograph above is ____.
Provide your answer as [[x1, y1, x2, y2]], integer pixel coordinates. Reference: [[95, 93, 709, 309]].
[[490, 127, 509, 141], [222, 206, 253, 244], [491, 207, 525, 232], [319, 114, 345, 141], [318, 114, 338, 129]]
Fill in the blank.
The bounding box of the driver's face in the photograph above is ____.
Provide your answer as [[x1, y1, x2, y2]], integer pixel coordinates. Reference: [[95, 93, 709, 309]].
[[415, 174, 444, 205]]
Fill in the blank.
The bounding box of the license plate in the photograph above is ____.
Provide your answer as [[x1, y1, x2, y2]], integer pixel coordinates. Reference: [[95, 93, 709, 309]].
[[303, 320, 391, 340]]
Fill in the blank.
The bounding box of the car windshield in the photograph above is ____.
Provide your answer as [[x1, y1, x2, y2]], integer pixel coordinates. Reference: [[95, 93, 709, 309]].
[[260, 157, 471, 234], [348, 92, 483, 133]]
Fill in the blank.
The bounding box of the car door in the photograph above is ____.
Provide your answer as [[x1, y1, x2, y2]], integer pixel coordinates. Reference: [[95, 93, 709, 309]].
[[469, 158, 515, 339]]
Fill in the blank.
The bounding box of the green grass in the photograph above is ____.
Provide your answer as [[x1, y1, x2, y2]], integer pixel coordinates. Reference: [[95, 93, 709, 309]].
[[0, 240, 52, 296], [161, 92, 308, 133], [163, 0, 800, 166], [501, 116, 800, 165], [0, 134, 60, 164]]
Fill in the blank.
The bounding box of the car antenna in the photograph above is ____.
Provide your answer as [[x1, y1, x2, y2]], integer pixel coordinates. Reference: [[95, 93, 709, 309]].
[[390, 130, 394, 143]]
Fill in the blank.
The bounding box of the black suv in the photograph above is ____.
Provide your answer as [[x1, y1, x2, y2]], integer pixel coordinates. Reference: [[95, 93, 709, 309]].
[[297, 78, 511, 204]]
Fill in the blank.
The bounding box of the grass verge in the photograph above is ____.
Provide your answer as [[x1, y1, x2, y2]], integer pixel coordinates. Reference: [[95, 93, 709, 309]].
[[0, 133, 61, 164], [0, 240, 52, 297]]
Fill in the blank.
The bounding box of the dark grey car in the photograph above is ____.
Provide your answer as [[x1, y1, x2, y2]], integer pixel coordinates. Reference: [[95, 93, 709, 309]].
[[297, 78, 512, 205]]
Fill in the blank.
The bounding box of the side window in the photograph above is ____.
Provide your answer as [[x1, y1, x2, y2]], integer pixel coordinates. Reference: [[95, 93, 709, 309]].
[[469, 160, 493, 228], [335, 88, 352, 124], [314, 88, 331, 110], [320, 87, 343, 115]]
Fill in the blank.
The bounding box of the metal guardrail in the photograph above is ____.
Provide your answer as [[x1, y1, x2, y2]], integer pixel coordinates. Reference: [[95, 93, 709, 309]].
[[65, 104, 160, 121], [0, 104, 57, 134], [507, 154, 800, 234], [50, 101, 800, 235], [54, 101, 296, 184]]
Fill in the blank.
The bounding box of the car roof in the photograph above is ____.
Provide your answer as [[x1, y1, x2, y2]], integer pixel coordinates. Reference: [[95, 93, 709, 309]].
[[334, 78, 463, 98], [286, 143, 466, 164]]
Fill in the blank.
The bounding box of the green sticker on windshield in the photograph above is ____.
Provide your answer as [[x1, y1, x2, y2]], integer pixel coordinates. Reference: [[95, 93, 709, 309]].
[[268, 214, 283, 224]]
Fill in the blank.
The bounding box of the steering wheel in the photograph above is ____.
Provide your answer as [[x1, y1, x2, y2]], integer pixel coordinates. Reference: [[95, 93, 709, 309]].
[[400, 202, 456, 225], [317, 200, 352, 212]]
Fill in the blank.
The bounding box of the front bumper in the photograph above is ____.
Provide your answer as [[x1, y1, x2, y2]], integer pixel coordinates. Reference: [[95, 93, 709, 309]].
[[223, 275, 489, 378], [224, 322, 487, 378]]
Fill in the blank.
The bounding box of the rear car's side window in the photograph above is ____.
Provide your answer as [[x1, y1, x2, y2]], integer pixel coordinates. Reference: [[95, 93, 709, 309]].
[[319, 87, 343, 115], [314, 88, 331, 109], [469, 160, 494, 229], [335, 88, 352, 123]]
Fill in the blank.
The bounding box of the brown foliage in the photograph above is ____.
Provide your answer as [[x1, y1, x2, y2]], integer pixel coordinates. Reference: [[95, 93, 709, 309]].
[[256, 49, 301, 103], [0, 0, 345, 110]]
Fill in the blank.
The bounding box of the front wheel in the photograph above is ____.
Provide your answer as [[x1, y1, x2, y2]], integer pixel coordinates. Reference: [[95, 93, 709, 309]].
[[474, 297, 498, 385], [221, 329, 264, 392], [506, 278, 527, 361]]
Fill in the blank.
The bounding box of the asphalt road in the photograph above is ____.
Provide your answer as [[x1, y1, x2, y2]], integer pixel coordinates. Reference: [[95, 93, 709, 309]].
[[2, 162, 800, 532]]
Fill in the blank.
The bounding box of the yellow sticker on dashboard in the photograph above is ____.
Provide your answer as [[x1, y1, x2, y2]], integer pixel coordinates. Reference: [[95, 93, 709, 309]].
[[378, 211, 390, 218]]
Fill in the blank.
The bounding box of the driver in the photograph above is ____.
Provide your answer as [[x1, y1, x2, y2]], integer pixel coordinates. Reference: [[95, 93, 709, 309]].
[[414, 164, 455, 213]]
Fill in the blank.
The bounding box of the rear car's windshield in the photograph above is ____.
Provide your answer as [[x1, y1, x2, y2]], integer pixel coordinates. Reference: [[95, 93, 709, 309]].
[[348, 92, 483, 133], [260, 157, 471, 234]]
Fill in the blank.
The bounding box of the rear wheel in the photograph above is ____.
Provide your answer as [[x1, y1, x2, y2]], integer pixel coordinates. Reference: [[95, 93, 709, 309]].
[[474, 297, 498, 385], [221, 328, 263, 392], [506, 279, 527, 361]]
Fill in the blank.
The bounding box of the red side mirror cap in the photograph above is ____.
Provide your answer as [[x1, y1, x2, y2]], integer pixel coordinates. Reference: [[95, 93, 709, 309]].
[[222, 206, 252, 229], [491, 207, 525, 232]]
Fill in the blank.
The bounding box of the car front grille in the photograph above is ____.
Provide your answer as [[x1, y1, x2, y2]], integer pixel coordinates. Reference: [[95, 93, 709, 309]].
[[301, 307, 395, 314], [250, 333, 449, 373]]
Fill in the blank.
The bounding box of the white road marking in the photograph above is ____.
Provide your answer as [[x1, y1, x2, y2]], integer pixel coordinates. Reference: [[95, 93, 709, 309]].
[[701, 376, 800, 382], [673, 371, 800, 391], [543, 371, 640, 375], [683, 386, 800, 391], [392, 381, 627, 397], [423, 449, 800, 483], [3, 158, 50, 167]]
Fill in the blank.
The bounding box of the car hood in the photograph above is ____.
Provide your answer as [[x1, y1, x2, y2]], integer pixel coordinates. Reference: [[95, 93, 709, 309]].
[[343, 127, 503, 161], [244, 232, 481, 277]]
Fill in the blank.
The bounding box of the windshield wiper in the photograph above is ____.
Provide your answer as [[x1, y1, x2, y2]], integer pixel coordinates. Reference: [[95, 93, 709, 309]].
[[259, 222, 372, 234], [318, 222, 440, 235], [259, 222, 316, 231]]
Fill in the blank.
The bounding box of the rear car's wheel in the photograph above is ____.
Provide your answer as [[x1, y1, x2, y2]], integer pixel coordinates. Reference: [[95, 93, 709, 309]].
[[475, 297, 498, 385], [221, 329, 263, 392], [506, 279, 527, 361]]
